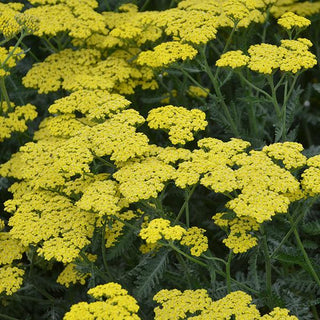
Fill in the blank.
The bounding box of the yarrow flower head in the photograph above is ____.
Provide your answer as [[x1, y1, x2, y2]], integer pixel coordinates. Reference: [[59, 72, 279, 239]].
[[216, 50, 249, 69], [154, 289, 298, 319], [147, 105, 208, 145], [0, 266, 25, 295], [64, 283, 140, 320], [137, 42, 198, 68], [139, 218, 186, 244], [278, 12, 311, 30]]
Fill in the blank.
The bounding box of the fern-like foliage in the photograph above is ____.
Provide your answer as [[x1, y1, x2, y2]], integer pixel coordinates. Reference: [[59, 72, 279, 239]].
[[133, 249, 169, 299]]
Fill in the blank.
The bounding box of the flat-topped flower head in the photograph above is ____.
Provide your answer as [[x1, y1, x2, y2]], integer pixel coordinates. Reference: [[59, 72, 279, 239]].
[[139, 218, 186, 244], [278, 12, 311, 30], [147, 105, 207, 145], [137, 42, 198, 68], [216, 50, 249, 69], [64, 283, 140, 320]]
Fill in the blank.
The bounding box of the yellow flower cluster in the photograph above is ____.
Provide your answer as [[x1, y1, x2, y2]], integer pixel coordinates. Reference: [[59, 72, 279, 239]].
[[214, 213, 260, 253], [187, 86, 210, 98], [23, 48, 157, 94], [218, 38, 317, 74], [301, 155, 320, 196], [4, 188, 96, 263], [105, 210, 138, 248], [0, 266, 25, 295], [277, 12, 311, 30], [114, 158, 176, 203], [57, 254, 96, 288], [156, 9, 218, 44], [175, 138, 250, 189], [248, 38, 317, 74], [147, 106, 208, 145], [216, 50, 250, 69], [0, 102, 37, 142], [177, 0, 266, 28], [83, 110, 150, 163], [139, 218, 186, 244], [0, 137, 93, 189], [0, 46, 25, 77], [153, 289, 298, 319], [262, 141, 307, 170], [180, 227, 208, 256], [137, 42, 198, 68], [139, 220, 209, 257], [64, 283, 140, 320], [0, 231, 26, 295], [76, 180, 122, 217], [49, 90, 131, 120], [0, 3, 24, 38], [0, 232, 25, 265], [24, 0, 105, 39], [271, 0, 320, 18]]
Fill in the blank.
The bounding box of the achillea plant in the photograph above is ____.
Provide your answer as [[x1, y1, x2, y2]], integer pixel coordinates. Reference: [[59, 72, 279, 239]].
[[1, 0, 320, 319]]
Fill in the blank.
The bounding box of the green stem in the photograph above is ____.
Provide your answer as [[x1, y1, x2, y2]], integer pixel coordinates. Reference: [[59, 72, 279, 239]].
[[311, 304, 320, 320], [175, 252, 193, 288], [1, 31, 26, 68], [270, 210, 303, 259], [282, 80, 288, 141], [237, 72, 272, 99], [79, 251, 109, 282], [18, 39, 39, 62], [267, 75, 281, 118], [175, 65, 212, 98], [93, 154, 116, 169], [0, 77, 12, 111], [101, 219, 113, 279], [169, 243, 207, 267], [185, 190, 190, 228], [262, 7, 270, 43], [167, 243, 259, 294], [281, 74, 300, 141], [0, 314, 20, 320], [199, 47, 240, 137], [42, 36, 58, 53], [226, 250, 233, 293], [288, 213, 320, 287], [6, 294, 55, 304], [221, 21, 238, 55], [104, 0, 111, 10], [261, 225, 272, 299], [140, 0, 151, 11], [174, 184, 197, 224], [110, 214, 140, 232], [202, 254, 227, 266], [32, 284, 56, 303]]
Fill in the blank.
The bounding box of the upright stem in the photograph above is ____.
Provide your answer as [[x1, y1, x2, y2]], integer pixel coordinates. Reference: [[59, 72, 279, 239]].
[[167, 242, 259, 294], [262, 8, 270, 43], [174, 184, 197, 224], [104, 0, 111, 10], [101, 218, 113, 280], [226, 250, 233, 293], [185, 189, 190, 228], [1, 30, 26, 68], [267, 75, 281, 119], [175, 252, 193, 288], [0, 314, 20, 320], [288, 213, 320, 287], [199, 47, 240, 137], [270, 210, 304, 259], [261, 225, 272, 299], [0, 77, 12, 111], [140, 0, 151, 11]]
